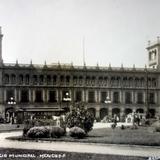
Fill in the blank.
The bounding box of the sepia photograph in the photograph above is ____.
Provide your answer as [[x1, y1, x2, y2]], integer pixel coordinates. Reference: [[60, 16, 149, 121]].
[[0, 0, 160, 159]]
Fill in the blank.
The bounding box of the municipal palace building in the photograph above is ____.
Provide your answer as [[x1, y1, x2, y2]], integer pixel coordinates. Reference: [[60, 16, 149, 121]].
[[0, 27, 160, 123]]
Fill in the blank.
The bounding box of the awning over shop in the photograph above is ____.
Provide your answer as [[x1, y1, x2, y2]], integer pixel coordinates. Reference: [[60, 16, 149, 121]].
[[17, 108, 64, 112]]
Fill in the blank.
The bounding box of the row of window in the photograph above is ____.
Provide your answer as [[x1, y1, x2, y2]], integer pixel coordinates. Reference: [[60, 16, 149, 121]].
[[5, 90, 156, 104], [3, 73, 157, 88]]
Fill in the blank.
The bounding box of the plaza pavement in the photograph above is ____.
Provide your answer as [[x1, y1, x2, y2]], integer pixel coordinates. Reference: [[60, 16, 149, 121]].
[[0, 131, 160, 158], [0, 123, 23, 132], [93, 122, 132, 129]]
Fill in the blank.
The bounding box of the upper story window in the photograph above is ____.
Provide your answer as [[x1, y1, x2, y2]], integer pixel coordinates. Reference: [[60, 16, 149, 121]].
[[149, 93, 155, 104], [91, 76, 95, 86], [151, 78, 157, 87], [48, 90, 57, 102], [125, 92, 132, 104], [19, 74, 23, 85], [104, 77, 108, 86], [47, 75, 51, 85], [137, 92, 143, 104], [4, 74, 9, 84], [60, 75, 64, 84], [73, 76, 77, 85], [128, 77, 133, 87], [21, 90, 29, 103], [88, 91, 95, 103], [75, 91, 82, 102], [98, 77, 103, 86], [66, 75, 70, 84], [135, 77, 140, 87], [39, 75, 44, 85], [35, 90, 43, 103], [86, 76, 91, 85], [149, 50, 157, 61], [113, 92, 119, 103], [25, 74, 30, 85], [33, 75, 38, 85], [11, 74, 16, 84], [6, 89, 14, 102], [79, 76, 83, 85], [101, 91, 107, 103], [53, 75, 57, 85], [140, 77, 145, 87]]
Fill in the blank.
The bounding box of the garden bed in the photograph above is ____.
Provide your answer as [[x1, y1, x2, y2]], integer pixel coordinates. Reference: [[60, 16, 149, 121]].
[[7, 126, 160, 146]]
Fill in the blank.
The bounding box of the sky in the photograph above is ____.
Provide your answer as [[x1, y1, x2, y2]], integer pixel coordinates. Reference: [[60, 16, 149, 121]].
[[0, 0, 160, 67]]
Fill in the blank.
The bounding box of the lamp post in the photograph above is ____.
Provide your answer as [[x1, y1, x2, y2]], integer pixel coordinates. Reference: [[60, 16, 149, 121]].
[[7, 97, 16, 124], [104, 96, 111, 104], [63, 92, 71, 112]]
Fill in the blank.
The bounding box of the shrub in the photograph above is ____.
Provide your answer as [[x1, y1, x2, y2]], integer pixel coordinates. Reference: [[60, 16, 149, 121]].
[[155, 126, 160, 132], [66, 104, 94, 133], [111, 123, 117, 129], [23, 118, 58, 136], [152, 121, 160, 132], [23, 120, 35, 136], [69, 127, 86, 139], [50, 126, 65, 138], [130, 124, 138, 130], [27, 126, 50, 138], [120, 125, 126, 130]]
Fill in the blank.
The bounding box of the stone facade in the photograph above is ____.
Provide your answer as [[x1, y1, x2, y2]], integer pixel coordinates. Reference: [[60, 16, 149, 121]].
[[0, 28, 160, 123]]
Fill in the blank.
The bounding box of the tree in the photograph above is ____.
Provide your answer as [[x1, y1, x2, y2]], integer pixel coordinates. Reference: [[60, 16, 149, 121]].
[[65, 103, 94, 133]]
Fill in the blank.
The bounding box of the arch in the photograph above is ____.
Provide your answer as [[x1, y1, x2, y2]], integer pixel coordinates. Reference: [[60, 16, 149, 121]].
[[4, 74, 9, 84], [39, 75, 44, 85], [66, 75, 70, 83], [152, 78, 157, 87], [140, 77, 145, 87], [91, 76, 95, 85], [86, 76, 91, 85], [123, 77, 128, 87], [47, 75, 51, 85], [79, 76, 83, 85], [73, 76, 77, 85], [136, 108, 144, 113], [104, 76, 108, 86], [11, 74, 16, 84], [33, 75, 38, 85], [100, 108, 108, 119], [60, 75, 64, 82], [128, 77, 133, 86], [125, 108, 132, 115], [88, 108, 96, 118], [135, 77, 140, 87], [112, 108, 120, 117], [19, 74, 23, 84], [53, 75, 57, 83], [25, 74, 30, 84], [149, 109, 156, 118], [98, 76, 103, 86]]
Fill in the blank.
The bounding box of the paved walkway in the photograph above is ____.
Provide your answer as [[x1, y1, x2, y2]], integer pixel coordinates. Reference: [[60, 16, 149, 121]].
[[0, 131, 160, 158], [93, 122, 132, 129], [0, 124, 23, 132]]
